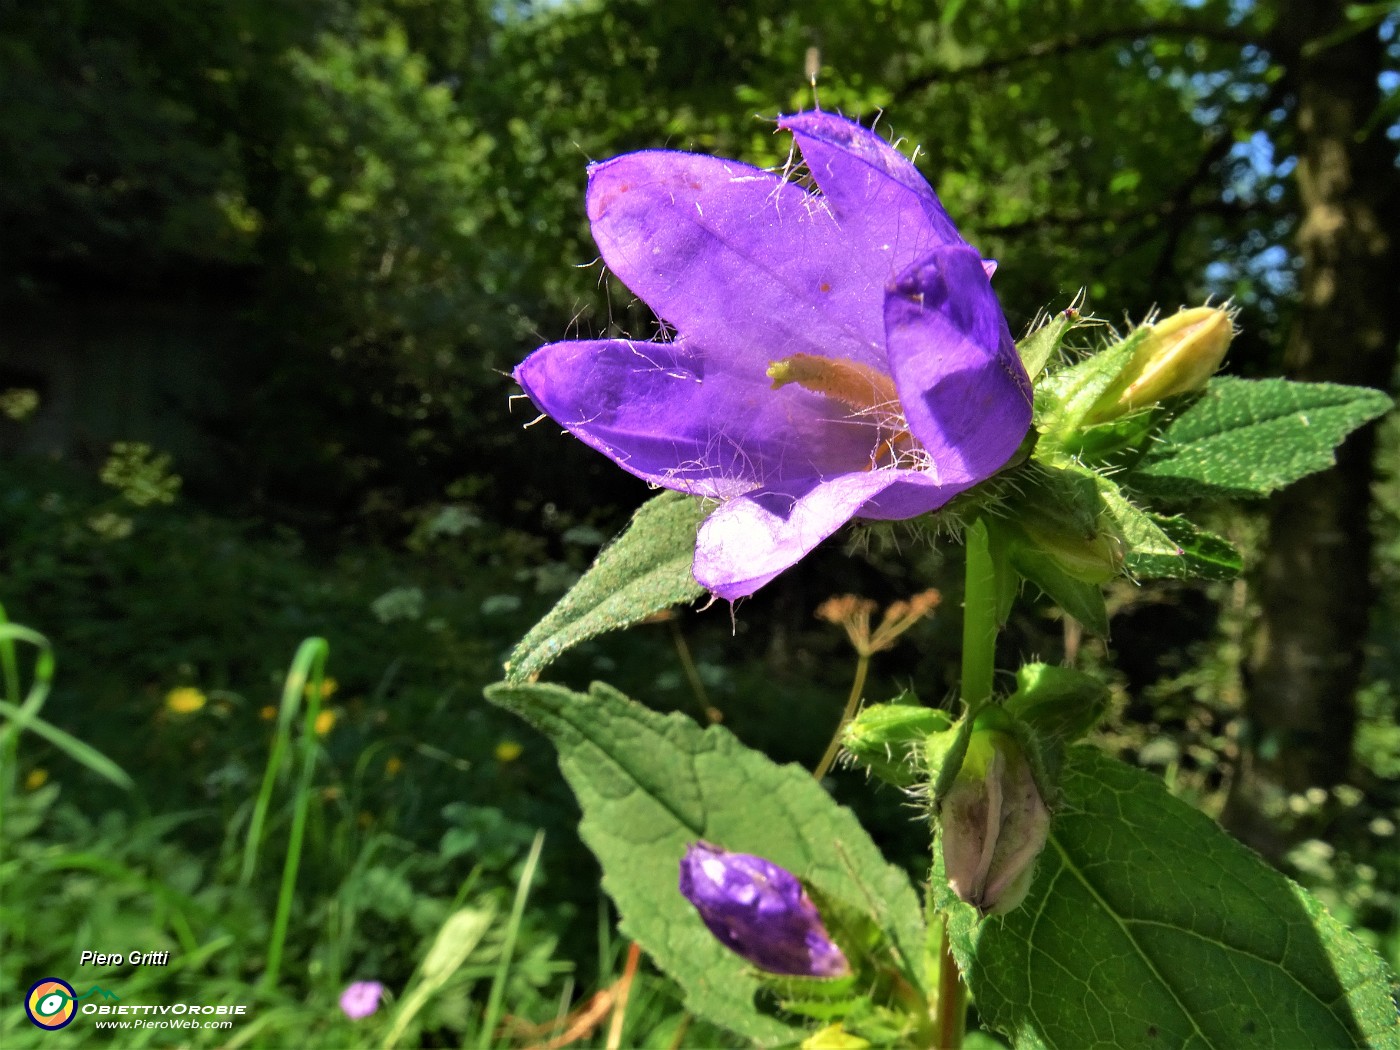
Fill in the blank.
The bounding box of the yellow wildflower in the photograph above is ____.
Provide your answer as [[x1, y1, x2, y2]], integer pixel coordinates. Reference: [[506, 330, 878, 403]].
[[166, 687, 207, 715], [494, 740, 524, 763], [314, 709, 338, 735], [25, 768, 48, 791], [385, 756, 403, 778]]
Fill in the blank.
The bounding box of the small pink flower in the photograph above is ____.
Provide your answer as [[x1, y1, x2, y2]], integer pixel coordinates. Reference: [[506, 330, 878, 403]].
[[339, 980, 383, 1020]]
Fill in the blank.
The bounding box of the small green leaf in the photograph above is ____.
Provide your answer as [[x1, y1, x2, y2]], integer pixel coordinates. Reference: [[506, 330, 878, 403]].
[[1126, 514, 1243, 581], [484, 680, 927, 1046], [939, 747, 1400, 1050], [505, 492, 707, 682], [1129, 377, 1393, 500]]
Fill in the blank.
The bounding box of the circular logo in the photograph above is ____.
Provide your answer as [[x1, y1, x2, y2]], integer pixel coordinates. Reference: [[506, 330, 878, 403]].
[[26, 978, 77, 1030]]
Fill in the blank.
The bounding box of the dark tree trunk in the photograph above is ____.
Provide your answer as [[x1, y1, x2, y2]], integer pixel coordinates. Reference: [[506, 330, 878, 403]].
[[1223, 1, 1400, 859]]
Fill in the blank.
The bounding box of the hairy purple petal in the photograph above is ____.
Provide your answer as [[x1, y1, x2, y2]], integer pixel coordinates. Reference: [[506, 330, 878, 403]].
[[679, 842, 850, 978], [884, 245, 1033, 486], [694, 471, 954, 599], [514, 338, 880, 496], [589, 141, 951, 373], [779, 112, 963, 266]]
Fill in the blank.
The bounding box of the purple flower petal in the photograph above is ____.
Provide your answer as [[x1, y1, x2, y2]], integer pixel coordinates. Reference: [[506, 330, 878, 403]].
[[339, 980, 383, 1021], [694, 471, 953, 600], [679, 842, 850, 978], [588, 142, 941, 375], [884, 245, 1033, 486], [514, 338, 878, 497], [778, 111, 963, 265]]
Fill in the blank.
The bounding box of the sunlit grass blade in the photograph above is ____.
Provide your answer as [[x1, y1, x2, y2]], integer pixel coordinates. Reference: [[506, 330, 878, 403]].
[[0, 609, 131, 791], [258, 636, 331, 992], [0, 700, 133, 790], [240, 637, 328, 885], [478, 829, 545, 1049]]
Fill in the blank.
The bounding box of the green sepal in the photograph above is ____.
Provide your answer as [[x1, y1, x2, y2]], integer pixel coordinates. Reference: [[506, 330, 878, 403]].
[[841, 694, 952, 789], [1001, 464, 1124, 586], [1016, 305, 1084, 380], [1008, 545, 1111, 637], [1033, 325, 1151, 447], [926, 715, 979, 812], [1002, 663, 1110, 745]]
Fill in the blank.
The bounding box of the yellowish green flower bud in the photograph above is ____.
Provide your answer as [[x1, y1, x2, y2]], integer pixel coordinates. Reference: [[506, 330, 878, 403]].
[[1088, 306, 1233, 422], [939, 730, 1050, 916]]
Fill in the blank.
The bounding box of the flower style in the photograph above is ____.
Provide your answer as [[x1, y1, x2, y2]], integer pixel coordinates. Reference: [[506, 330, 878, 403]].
[[515, 112, 1033, 599], [678, 841, 849, 978]]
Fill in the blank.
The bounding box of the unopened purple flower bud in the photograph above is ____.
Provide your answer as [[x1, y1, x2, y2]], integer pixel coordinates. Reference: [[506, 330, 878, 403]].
[[940, 731, 1050, 916], [339, 980, 383, 1020], [679, 842, 850, 977]]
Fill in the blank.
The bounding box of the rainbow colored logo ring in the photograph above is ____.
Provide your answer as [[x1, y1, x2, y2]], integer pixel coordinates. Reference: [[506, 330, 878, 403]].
[[26, 978, 78, 1030]]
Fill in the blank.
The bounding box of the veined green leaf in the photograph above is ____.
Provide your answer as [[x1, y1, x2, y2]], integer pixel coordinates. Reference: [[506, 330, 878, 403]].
[[1129, 377, 1392, 500], [505, 492, 707, 683], [484, 680, 927, 1046], [939, 747, 1400, 1050]]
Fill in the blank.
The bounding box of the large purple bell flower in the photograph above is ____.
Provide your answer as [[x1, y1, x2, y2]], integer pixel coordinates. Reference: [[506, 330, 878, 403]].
[[515, 112, 1033, 599]]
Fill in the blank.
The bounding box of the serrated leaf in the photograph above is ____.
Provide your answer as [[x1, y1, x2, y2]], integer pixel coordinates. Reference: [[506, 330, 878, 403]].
[[938, 747, 1400, 1050], [1126, 514, 1242, 581], [505, 492, 707, 682], [1129, 377, 1393, 500], [484, 680, 927, 1046]]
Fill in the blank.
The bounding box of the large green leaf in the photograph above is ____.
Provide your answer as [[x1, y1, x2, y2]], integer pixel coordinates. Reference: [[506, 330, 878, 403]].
[[939, 747, 1399, 1050], [484, 680, 927, 1046], [504, 492, 707, 683], [1128, 377, 1393, 500]]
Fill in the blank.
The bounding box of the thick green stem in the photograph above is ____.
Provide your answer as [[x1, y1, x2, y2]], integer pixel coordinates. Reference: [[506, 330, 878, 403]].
[[934, 924, 968, 1049], [961, 519, 1000, 710], [930, 518, 1002, 1048]]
